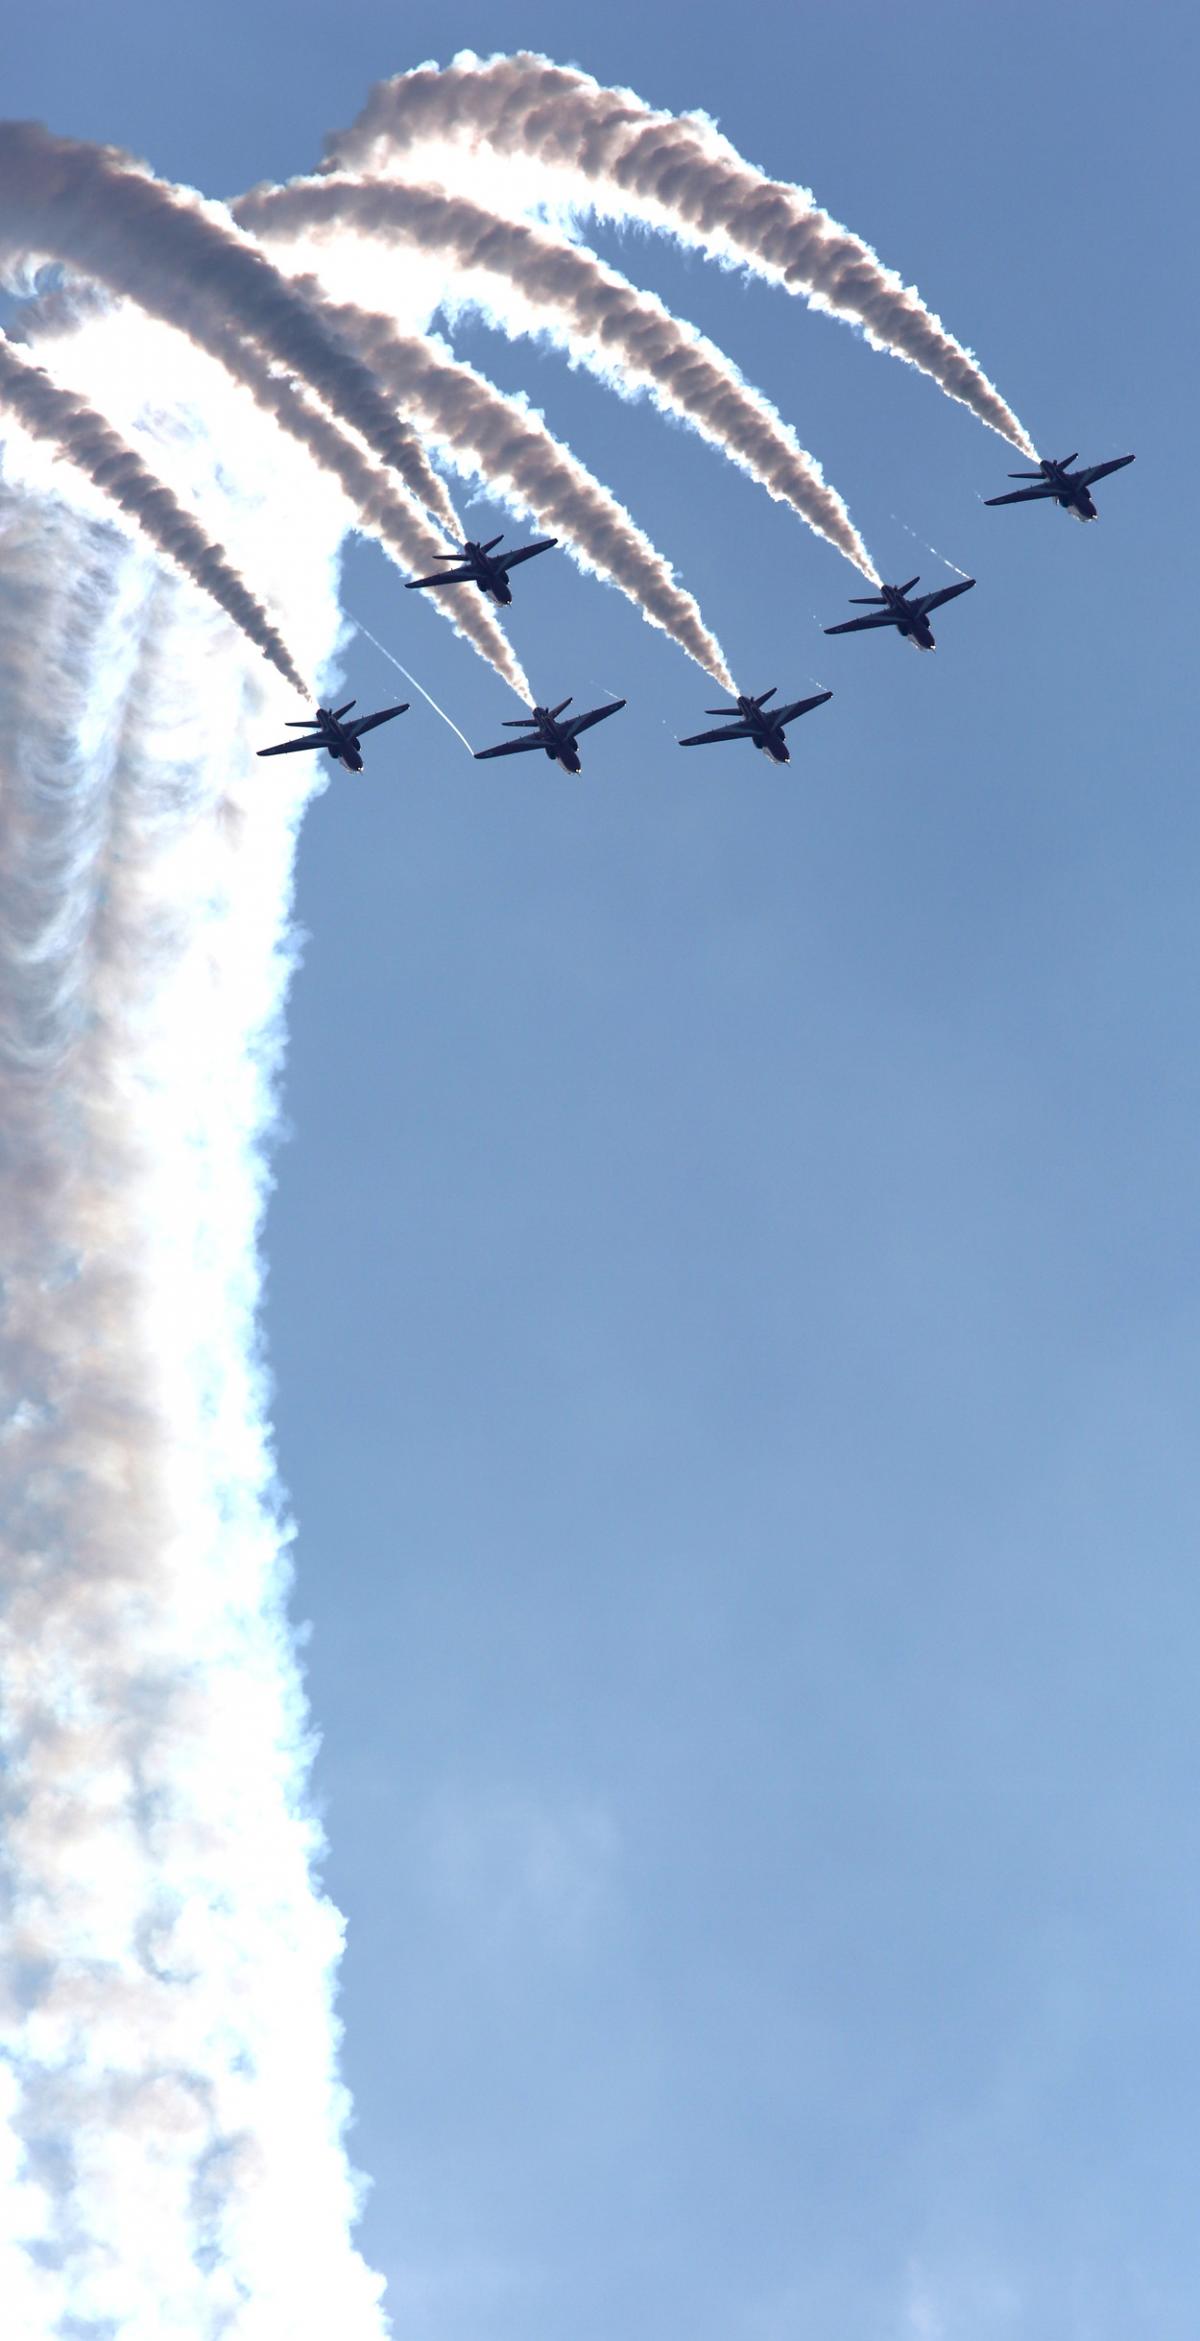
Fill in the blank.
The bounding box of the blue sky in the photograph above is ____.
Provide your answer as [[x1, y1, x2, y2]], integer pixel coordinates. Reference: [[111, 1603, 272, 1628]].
[[10, 5, 1198, 2337]]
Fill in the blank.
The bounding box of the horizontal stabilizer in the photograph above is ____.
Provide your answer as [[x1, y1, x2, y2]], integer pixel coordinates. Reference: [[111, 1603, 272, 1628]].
[[333, 700, 355, 719], [549, 697, 573, 718], [481, 534, 504, 552], [848, 595, 886, 605], [1008, 470, 1044, 479], [502, 716, 541, 728]]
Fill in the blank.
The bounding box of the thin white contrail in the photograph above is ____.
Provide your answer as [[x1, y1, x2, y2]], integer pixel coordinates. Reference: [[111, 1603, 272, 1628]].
[[346, 606, 479, 751], [236, 174, 879, 579], [890, 512, 973, 579], [308, 285, 735, 689], [0, 346, 388, 2338], [0, 331, 308, 691], [325, 50, 1039, 456]]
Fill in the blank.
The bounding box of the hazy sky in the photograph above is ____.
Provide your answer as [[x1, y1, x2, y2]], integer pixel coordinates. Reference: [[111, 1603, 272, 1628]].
[[10, 6, 1197, 2338]]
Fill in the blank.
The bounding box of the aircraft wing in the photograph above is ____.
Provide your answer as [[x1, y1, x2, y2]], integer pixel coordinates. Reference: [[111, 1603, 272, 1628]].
[[777, 690, 833, 726], [257, 733, 327, 756], [678, 721, 755, 746], [473, 733, 548, 760], [824, 611, 899, 635], [348, 704, 409, 738], [569, 700, 627, 736], [405, 566, 474, 590], [500, 538, 557, 570], [984, 483, 1054, 506], [1076, 454, 1135, 487], [919, 578, 975, 614]]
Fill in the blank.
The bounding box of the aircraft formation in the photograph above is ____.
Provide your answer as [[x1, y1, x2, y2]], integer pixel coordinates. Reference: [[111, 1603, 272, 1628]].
[[258, 456, 1135, 777]]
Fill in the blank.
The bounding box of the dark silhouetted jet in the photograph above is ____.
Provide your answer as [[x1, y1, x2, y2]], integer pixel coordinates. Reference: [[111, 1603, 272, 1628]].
[[405, 533, 558, 606], [473, 695, 626, 774], [984, 451, 1135, 522], [679, 686, 832, 765], [256, 700, 408, 772], [824, 574, 975, 652]]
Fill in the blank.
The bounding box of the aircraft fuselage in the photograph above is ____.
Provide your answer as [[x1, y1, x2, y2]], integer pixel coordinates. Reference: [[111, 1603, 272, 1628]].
[[529, 712, 583, 772], [315, 714, 364, 771], [473, 561, 513, 604], [1040, 464, 1098, 520], [880, 592, 935, 650], [301, 711, 362, 777]]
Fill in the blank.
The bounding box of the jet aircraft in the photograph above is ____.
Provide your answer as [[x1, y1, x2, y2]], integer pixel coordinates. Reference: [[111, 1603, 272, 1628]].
[[678, 686, 832, 765], [405, 533, 558, 606], [824, 574, 975, 652], [256, 700, 408, 772], [473, 696, 626, 774], [984, 451, 1135, 522]]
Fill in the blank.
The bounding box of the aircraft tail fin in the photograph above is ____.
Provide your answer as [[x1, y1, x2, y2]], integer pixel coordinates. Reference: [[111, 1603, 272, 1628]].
[[481, 534, 504, 553], [332, 699, 356, 719], [549, 697, 573, 718]]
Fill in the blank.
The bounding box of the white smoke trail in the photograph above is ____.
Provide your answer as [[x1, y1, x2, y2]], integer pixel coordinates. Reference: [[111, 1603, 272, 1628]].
[[325, 50, 1038, 456], [0, 330, 307, 691], [0, 122, 451, 515], [235, 175, 879, 579], [0, 329, 388, 2336], [2, 120, 733, 691], [193, 336, 524, 692], [309, 287, 735, 688], [16, 281, 526, 698]]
